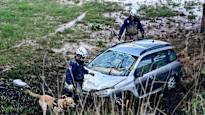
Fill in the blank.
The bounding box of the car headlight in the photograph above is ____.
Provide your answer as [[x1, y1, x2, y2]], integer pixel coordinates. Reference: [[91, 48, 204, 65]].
[[95, 88, 115, 97]]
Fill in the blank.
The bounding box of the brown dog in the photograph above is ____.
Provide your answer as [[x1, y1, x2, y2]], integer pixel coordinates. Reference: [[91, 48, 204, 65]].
[[26, 89, 75, 115]]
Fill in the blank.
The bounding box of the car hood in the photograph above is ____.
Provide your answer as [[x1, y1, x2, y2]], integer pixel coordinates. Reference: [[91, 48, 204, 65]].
[[82, 72, 126, 91]]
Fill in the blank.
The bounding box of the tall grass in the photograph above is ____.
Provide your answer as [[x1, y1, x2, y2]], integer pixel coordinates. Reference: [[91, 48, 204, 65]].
[[1, 0, 205, 114]]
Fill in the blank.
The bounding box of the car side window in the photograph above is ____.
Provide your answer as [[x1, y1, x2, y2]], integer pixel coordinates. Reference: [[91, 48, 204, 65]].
[[135, 55, 153, 77], [167, 49, 177, 62], [152, 50, 168, 70]]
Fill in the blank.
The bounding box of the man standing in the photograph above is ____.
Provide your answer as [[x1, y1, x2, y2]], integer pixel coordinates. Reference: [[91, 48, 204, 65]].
[[64, 47, 94, 98], [118, 8, 144, 41]]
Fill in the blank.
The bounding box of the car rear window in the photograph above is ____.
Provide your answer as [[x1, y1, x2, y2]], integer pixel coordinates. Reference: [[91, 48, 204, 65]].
[[135, 49, 177, 76], [167, 49, 177, 62], [152, 50, 168, 69]]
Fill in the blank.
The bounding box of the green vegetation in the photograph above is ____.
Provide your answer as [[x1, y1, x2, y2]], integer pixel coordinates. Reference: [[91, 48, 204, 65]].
[[91, 23, 102, 31], [96, 40, 106, 48], [167, 0, 181, 7], [0, 46, 38, 65], [188, 14, 197, 20], [184, 1, 198, 10], [140, 5, 177, 17], [83, 2, 121, 24], [184, 5, 195, 10], [0, 2, 121, 113], [1, 1, 204, 115], [62, 28, 89, 43], [202, 68, 205, 76], [0, 0, 120, 65], [191, 93, 205, 115]]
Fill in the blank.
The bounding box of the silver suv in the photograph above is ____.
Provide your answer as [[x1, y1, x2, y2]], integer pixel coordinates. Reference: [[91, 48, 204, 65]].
[[82, 39, 182, 98]]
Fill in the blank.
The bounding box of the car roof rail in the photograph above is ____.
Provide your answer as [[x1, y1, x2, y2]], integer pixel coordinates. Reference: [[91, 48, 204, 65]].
[[140, 44, 171, 55], [111, 39, 147, 48], [111, 41, 128, 48]]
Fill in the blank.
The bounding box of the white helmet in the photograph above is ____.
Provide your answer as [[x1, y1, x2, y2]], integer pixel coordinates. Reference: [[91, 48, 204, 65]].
[[76, 47, 87, 57], [130, 8, 138, 17]]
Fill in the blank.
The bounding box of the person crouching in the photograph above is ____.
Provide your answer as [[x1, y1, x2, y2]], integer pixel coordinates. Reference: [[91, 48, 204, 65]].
[[63, 47, 94, 100]]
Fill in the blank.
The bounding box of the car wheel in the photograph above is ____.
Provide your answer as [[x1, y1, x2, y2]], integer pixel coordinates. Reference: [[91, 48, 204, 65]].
[[167, 76, 176, 90]]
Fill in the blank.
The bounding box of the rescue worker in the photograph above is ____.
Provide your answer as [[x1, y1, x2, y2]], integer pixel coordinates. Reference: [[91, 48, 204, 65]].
[[118, 8, 144, 41], [63, 47, 94, 98]]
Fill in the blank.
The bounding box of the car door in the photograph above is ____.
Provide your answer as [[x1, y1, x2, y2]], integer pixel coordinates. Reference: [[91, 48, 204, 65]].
[[151, 50, 170, 89], [134, 54, 155, 96]]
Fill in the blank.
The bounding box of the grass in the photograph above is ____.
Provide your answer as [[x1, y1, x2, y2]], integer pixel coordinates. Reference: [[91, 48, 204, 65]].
[[202, 68, 205, 75], [96, 40, 106, 48], [166, 0, 181, 7], [1, 0, 205, 115], [56, 27, 90, 43], [83, 2, 121, 24], [184, 1, 199, 10], [140, 5, 177, 17], [191, 95, 205, 115], [91, 23, 102, 31], [0, 0, 120, 65], [184, 6, 195, 10], [188, 14, 197, 20], [168, 2, 181, 7], [0, 1, 122, 112], [0, 46, 36, 65]]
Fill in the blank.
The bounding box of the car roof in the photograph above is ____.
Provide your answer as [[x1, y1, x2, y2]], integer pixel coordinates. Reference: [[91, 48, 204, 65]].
[[110, 39, 171, 56]]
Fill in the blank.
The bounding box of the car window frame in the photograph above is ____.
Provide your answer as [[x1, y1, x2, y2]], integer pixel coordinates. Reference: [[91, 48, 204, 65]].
[[151, 50, 169, 70], [167, 49, 177, 63], [134, 49, 176, 77], [134, 54, 154, 77]]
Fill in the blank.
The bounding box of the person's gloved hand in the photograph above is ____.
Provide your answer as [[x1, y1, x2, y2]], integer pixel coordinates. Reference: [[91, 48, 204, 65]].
[[76, 88, 81, 95], [68, 85, 74, 90], [64, 82, 74, 90]]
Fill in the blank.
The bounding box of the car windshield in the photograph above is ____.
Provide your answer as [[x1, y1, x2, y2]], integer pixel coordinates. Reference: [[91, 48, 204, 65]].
[[87, 50, 137, 76]]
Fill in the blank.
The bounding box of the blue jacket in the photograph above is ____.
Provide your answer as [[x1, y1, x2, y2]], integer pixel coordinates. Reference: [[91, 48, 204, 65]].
[[65, 59, 88, 85], [119, 16, 144, 36]]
